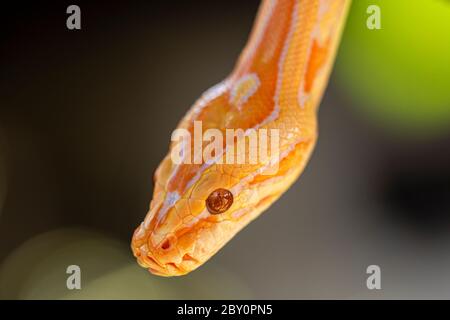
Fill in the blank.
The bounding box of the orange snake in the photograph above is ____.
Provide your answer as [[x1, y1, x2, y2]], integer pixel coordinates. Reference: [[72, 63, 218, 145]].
[[132, 0, 351, 276]]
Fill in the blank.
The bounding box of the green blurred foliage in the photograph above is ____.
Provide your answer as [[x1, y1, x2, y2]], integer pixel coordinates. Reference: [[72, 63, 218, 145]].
[[335, 0, 450, 136], [0, 228, 253, 299]]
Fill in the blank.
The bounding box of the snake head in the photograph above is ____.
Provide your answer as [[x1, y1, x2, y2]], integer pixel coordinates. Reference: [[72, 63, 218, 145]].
[[131, 79, 313, 276], [131, 133, 312, 276], [131, 156, 299, 276], [131, 159, 243, 276]]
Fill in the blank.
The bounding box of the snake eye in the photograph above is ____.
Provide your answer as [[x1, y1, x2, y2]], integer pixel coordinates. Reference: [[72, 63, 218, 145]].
[[206, 188, 233, 214]]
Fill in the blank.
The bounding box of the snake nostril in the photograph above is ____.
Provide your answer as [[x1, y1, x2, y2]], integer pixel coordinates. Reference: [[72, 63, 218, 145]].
[[161, 239, 171, 250]]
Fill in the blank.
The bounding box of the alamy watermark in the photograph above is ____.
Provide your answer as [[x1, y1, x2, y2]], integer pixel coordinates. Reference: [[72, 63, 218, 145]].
[[170, 121, 281, 175], [66, 265, 81, 290], [366, 5, 381, 30], [366, 265, 381, 290], [66, 5, 81, 30]]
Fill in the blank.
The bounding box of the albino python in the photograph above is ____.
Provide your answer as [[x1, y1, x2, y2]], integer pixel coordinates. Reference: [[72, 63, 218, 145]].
[[132, 0, 351, 276]]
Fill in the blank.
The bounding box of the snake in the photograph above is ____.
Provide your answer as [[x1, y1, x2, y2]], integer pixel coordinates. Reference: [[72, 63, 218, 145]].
[[132, 0, 351, 276]]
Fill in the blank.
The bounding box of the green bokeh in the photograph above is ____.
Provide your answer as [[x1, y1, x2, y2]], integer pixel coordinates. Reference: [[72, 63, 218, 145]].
[[335, 0, 450, 136]]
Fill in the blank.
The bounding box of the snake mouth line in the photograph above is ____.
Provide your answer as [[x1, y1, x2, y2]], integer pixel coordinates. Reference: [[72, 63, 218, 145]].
[[132, 243, 198, 276]]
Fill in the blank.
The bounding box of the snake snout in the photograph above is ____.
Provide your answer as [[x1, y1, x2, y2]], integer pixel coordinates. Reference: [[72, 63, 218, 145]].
[[133, 244, 179, 277], [132, 233, 198, 277]]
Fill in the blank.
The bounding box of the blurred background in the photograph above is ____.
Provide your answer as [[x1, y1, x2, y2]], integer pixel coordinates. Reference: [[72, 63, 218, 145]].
[[0, 0, 449, 299]]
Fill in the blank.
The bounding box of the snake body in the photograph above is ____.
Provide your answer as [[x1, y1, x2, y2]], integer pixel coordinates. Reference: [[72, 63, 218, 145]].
[[132, 0, 351, 276]]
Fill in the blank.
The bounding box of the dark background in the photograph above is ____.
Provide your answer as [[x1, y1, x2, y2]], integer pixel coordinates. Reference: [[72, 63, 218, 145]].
[[0, 0, 449, 299]]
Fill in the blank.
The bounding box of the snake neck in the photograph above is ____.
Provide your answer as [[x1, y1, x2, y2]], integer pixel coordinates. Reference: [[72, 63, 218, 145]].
[[230, 0, 350, 121]]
